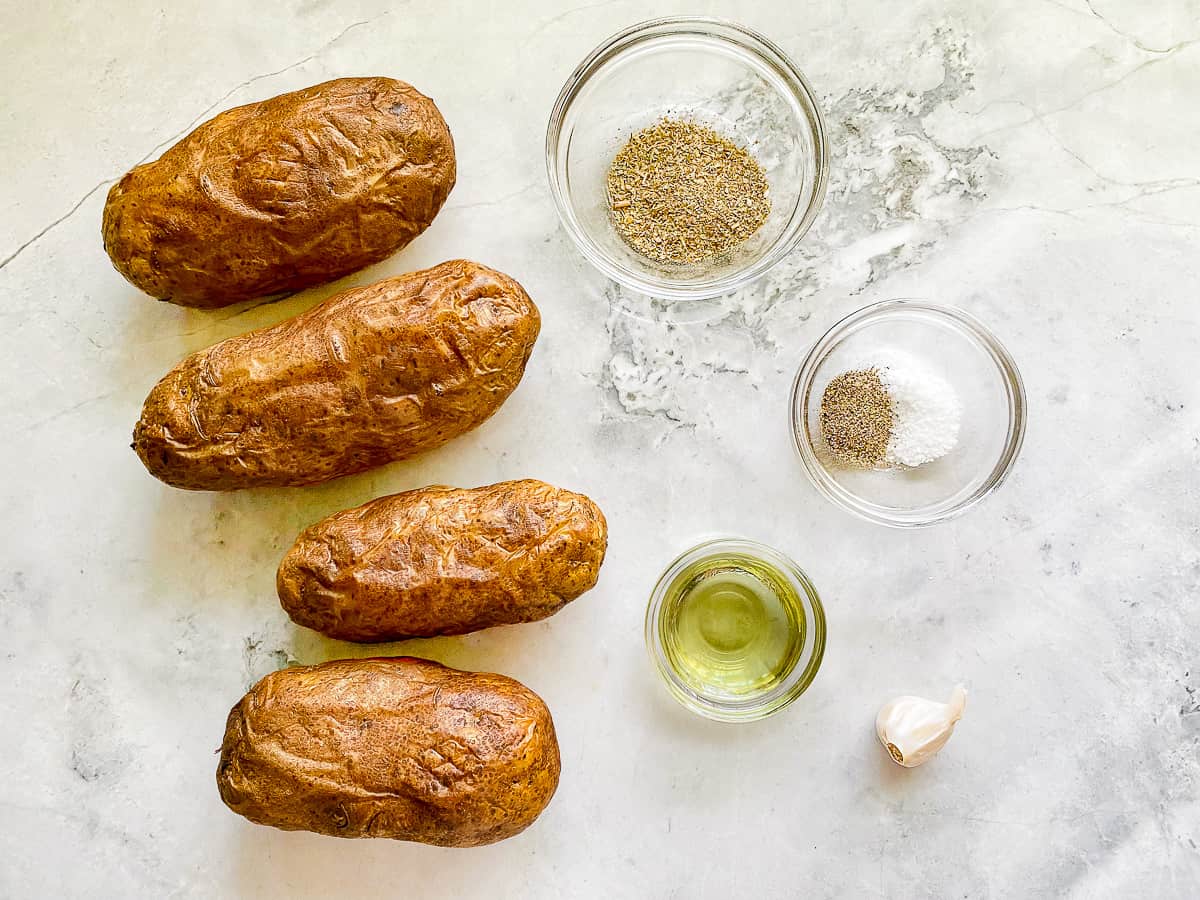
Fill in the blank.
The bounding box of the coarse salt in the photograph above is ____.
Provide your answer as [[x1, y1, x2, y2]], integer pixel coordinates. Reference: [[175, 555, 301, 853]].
[[873, 350, 961, 467]]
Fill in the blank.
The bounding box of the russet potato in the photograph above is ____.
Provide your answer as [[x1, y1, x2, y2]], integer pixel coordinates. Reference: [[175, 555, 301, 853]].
[[278, 479, 608, 641], [217, 657, 560, 845], [133, 260, 539, 490], [103, 77, 455, 307]]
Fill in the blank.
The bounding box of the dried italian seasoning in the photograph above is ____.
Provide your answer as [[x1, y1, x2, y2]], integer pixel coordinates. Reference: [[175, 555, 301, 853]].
[[819, 368, 894, 468], [606, 118, 770, 265]]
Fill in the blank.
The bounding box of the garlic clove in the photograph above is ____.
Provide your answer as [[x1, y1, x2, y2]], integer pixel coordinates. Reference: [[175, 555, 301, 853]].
[[876, 685, 967, 768]]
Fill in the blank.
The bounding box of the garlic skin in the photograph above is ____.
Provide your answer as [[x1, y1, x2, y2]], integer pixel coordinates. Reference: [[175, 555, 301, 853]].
[[876, 685, 967, 768]]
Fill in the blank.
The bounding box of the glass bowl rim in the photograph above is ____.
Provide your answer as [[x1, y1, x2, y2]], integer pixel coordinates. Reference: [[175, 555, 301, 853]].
[[545, 15, 830, 300], [789, 299, 1028, 528], [644, 536, 827, 723]]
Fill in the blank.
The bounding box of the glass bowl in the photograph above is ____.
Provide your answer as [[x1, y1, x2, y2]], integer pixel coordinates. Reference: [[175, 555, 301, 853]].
[[546, 17, 829, 299], [790, 300, 1027, 527], [645, 538, 826, 723]]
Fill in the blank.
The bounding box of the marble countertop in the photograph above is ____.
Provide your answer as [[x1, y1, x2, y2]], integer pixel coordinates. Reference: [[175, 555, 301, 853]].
[[2, 0, 1198, 896]]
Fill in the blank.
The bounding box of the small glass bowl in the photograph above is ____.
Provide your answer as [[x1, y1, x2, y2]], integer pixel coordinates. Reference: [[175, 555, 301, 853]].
[[790, 300, 1027, 527], [645, 538, 826, 723], [546, 17, 829, 299]]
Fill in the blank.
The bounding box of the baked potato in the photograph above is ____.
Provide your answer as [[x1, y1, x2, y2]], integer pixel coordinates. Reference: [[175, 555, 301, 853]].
[[102, 77, 455, 308], [132, 260, 539, 490], [277, 479, 608, 641], [217, 657, 560, 845]]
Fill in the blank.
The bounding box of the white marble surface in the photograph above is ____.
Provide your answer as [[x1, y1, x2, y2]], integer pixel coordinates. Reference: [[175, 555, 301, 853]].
[[2, 0, 1199, 896]]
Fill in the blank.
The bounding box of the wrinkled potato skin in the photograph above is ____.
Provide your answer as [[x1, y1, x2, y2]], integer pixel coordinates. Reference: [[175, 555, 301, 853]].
[[217, 657, 560, 846], [133, 261, 539, 491], [103, 77, 455, 307], [277, 479, 608, 642]]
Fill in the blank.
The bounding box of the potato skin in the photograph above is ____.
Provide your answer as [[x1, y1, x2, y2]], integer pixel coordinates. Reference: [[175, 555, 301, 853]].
[[278, 479, 608, 642], [102, 77, 455, 308], [216, 657, 560, 845], [132, 260, 539, 491]]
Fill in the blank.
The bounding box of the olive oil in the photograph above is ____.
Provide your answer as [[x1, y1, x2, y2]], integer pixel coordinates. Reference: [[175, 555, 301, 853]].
[[659, 552, 806, 698]]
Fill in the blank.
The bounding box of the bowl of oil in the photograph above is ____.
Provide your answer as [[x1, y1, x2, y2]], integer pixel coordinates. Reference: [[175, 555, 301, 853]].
[[645, 538, 826, 722]]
